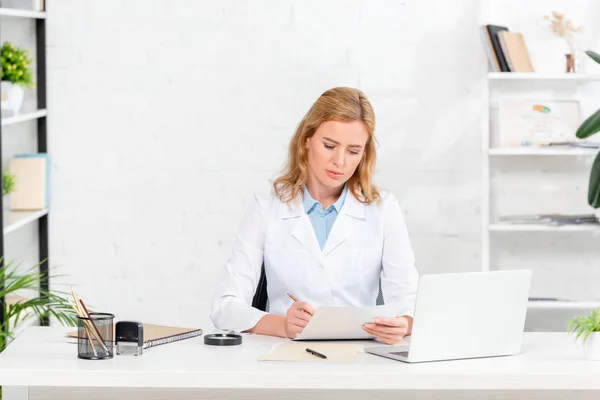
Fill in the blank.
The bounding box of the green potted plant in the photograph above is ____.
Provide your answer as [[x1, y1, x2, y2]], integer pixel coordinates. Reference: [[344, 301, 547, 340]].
[[574, 51, 600, 214], [0, 41, 34, 116], [566, 308, 600, 360], [2, 169, 15, 197], [0, 261, 77, 399]]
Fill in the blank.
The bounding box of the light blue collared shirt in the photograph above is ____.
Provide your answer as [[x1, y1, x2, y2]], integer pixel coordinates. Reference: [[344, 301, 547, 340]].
[[302, 185, 348, 250]]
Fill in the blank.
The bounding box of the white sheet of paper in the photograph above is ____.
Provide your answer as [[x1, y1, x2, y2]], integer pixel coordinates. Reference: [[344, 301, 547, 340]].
[[293, 305, 397, 341]]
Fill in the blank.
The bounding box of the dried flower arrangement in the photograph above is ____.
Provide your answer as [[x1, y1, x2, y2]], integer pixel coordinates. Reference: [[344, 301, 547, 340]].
[[545, 11, 582, 72], [545, 11, 581, 53]]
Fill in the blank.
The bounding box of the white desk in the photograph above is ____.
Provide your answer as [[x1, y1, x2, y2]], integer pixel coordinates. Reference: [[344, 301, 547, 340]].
[[0, 327, 599, 400]]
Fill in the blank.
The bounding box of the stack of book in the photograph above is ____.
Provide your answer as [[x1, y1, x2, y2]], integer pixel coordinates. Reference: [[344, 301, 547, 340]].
[[480, 24, 534, 72]]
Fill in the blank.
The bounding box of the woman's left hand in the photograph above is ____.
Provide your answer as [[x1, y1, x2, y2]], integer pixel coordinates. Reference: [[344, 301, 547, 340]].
[[362, 316, 412, 345]]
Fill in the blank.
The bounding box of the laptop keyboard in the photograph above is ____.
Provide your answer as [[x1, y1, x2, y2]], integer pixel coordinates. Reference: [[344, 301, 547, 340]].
[[390, 351, 409, 358]]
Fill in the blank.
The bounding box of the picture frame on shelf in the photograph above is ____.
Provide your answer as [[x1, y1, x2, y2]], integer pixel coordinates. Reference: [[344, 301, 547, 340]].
[[498, 98, 581, 147]]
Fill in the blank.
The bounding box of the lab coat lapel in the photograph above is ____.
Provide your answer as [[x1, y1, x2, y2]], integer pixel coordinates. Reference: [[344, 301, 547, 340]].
[[322, 192, 365, 258], [282, 198, 323, 264]]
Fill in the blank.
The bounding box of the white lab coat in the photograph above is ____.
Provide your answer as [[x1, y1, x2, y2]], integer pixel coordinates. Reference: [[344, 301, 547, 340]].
[[210, 189, 419, 331]]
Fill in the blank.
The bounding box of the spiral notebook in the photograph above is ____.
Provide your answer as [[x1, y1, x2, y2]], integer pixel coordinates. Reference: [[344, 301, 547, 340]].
[[66, 323, 203, 349]]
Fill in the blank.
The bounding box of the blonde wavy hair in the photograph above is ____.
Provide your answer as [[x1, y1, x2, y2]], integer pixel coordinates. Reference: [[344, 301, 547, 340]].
[[272, 87, 380, 205]]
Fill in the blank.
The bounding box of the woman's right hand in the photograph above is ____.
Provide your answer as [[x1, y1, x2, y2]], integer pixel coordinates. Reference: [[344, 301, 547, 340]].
[[285, 301, 315, 338]]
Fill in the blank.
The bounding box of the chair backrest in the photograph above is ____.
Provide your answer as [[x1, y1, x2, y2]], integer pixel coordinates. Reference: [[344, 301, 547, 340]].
[[251, 263, 384, 311], [252, 263, 269, 312]]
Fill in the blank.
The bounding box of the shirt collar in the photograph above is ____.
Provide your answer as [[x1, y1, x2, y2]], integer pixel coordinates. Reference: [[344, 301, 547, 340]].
[[302, 184, 348, 214]]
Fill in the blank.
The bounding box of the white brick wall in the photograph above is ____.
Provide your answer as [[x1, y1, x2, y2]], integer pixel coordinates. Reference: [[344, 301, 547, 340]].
[[3, 0, 599, 330]]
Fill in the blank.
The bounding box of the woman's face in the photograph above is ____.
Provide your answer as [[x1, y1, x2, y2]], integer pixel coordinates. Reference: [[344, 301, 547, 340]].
[[306, 120, 369, 189]]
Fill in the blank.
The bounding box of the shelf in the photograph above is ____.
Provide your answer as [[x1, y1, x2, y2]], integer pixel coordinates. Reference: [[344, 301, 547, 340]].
[[1, 109, 47, 126], [489, 223, 600, 232], [0, 8, 46, 19], [6, 295, 38, 343], [488, 147, 599, 156], [3, 209, 48, 235], [488, 72, 600, 81], [528, 300, 600, 309], [8, 313, 38, 342]]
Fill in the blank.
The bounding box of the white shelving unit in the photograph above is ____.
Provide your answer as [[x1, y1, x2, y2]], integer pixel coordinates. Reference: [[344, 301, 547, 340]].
[[1, 109, 47, 126], [483, 72, 600, 310], [1, 5, 49, 335], [0, 8, 45, 19], [3, 209, 49, 235]]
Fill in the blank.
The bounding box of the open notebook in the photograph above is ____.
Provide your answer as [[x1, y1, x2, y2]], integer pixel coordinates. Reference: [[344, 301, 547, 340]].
[[66, 323, 203, 349]]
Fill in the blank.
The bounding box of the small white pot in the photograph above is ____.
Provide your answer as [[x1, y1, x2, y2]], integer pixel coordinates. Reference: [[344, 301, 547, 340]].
[[582, 332, 600, 360], [1, 80, 25, 115]]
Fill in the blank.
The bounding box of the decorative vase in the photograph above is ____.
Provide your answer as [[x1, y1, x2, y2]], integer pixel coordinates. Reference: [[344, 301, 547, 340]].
[[565, 40, 584, 73], [582, 332, 600, 360], [0, 80, 25, 116]]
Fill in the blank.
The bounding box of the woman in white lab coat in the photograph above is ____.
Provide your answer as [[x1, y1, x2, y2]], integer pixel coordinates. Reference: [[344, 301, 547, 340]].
[[210, 87, 418, 345]]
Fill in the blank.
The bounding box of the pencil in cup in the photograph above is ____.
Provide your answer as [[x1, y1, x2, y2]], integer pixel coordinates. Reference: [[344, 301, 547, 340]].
[[75, 312, 114, 359], [68, 300, 98, 357], [71, 289, 108, 351], [69, 289, 114, 359], [70, 299, 107, 353]]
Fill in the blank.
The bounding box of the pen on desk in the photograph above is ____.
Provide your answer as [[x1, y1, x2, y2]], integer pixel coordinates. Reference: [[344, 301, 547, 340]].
[[306, 348, 327, 359]]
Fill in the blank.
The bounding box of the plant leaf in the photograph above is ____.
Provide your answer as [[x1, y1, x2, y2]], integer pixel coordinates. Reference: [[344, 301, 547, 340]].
[[576, 108, 600, 139], [586, 50, 600, 65], [589, 152, 600, 208]]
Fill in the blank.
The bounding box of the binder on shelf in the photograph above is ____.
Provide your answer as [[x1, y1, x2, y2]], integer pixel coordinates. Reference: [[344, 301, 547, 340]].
[[14, 153, 50, 207], [485, 24, 510, 72], [8, 154, 48, 210], [66, 323, 203, 349]]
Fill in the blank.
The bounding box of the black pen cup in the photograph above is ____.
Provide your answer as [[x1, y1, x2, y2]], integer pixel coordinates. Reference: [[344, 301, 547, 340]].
[[77, 312, 114, 360]]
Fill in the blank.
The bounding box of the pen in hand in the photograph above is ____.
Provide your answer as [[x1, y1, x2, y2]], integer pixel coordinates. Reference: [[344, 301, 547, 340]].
[[306, 347, 327, 359], [286, 292, 314, 317]]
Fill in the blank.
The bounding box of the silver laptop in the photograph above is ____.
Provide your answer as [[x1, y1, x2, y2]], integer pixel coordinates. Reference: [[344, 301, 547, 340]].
[[365, 270, 532, 363]]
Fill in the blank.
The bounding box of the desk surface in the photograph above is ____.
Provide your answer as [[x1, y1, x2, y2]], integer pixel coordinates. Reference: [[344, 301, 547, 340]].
[[0, 327, 599, 390]]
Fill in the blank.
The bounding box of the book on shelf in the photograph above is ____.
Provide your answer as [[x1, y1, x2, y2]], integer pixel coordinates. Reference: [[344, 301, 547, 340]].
[[546, 141, 600, 148], [480, 24, 534, 72], [497, 31, 534, 72], [498, 214, 599, 226], [480, 24, 510, 72], [8, 154, 49, 211], [14, 153, 50, 207]]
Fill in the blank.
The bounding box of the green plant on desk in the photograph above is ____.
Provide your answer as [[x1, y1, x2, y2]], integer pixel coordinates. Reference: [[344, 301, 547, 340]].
[[576, 51, 600, 209], [0, 261, 77, 399], [566, 308, 600, 343], [0, 261, 77, 351]]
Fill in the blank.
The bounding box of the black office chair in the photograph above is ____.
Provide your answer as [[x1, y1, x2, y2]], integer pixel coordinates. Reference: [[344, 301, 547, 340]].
[[252, 263, 269, 312], [251, 263, 384, 312]]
